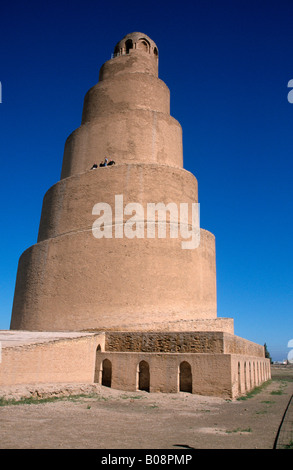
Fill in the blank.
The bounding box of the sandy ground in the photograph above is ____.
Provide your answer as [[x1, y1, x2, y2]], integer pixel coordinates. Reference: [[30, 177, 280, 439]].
[[0, 366, 292, 450]]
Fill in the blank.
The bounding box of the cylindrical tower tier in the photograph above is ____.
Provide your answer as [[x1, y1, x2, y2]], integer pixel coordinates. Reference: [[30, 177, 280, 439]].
[[99, 50, 158, 81], [39, 164, 197, 242], [10, 228, 216, 332], [61, 110, 183, 178], [81, 74, 170, 123]]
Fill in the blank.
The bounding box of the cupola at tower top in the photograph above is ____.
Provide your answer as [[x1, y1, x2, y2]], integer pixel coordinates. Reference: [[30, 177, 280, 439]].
[[113, 32, 158, 59], [99, 32, 159, 80]]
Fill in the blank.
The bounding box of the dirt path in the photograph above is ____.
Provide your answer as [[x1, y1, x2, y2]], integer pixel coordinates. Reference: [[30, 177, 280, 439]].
[[0, 366, 292, 450]]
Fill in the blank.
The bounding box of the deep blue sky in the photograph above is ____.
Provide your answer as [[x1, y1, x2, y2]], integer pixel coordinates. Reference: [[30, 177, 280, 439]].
[[0, 0, 292, 361]]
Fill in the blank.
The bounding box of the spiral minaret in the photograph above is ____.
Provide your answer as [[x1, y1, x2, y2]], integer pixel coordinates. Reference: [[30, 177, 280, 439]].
[[11, 33, 217, 332]]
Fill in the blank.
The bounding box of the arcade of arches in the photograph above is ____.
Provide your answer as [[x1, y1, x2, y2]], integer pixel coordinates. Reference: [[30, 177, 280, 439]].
[[94, 337, 270, 398]]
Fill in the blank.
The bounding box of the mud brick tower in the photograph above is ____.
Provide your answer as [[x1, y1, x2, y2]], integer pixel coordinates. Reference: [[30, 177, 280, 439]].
[[7, 33, 270, 398]]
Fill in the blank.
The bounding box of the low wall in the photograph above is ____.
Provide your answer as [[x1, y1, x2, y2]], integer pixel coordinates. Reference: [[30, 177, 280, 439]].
[[231, 355, 271, 397], [0, 332, 104, 386], [223, 333, 265, 357]]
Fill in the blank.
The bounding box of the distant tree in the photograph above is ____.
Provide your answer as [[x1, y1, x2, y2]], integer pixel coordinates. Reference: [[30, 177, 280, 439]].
[[264, 343, 273, 363]]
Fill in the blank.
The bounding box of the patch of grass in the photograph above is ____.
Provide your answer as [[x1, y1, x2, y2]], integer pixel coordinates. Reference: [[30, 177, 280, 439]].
[[226, 427, 252, 434], [261, 400, 275, 404], [270, 379, 289, 396], [272, 375, 293, 383], [237, 381, 271, 401], [0, 393, 103, 407], [0, 396, 64, 406], [119, 394, 143, 400], [281, 441, 293, 449]]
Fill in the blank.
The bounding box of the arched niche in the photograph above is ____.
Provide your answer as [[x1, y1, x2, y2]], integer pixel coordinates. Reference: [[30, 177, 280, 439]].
[[179, 361, 192, 393], [102, 358, 112, 388], [138, 360, 150, 392]]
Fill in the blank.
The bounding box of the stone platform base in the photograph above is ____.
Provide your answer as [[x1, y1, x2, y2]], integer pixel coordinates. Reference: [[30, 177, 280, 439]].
[[0, 330, 271, 399]]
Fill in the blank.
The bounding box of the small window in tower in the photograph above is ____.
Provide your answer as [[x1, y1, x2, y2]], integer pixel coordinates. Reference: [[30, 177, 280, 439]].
[[154, 47, 158, 57], [137, 38, 150, 52], [125, 39, 133, 54]]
